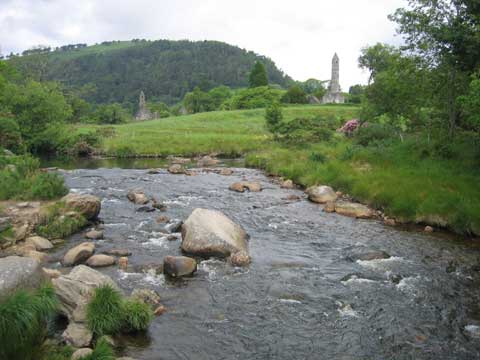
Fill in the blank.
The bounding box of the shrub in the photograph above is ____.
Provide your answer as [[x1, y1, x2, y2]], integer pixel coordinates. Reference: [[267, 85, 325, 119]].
[[29, 172, 68, 200], [0, 284, 58, 360], [87, 285, 154, 337], [121, 299, 154, 333], [87, 285, 124, 337], [0, 155, 68, 201], [265, 102, 283, 132], [230, 86, 283, 110], [274, 117, 333, 144], [114, 145, 135, 157], [0, 116, 24, 153], [354, 123, 395, 146], [281, 85, 308, 104]]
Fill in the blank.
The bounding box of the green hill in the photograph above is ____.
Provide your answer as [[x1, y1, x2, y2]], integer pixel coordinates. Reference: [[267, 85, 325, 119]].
[[9, 39, 293, 106]]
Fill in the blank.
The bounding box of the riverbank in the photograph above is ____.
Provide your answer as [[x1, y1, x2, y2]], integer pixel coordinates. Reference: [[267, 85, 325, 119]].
[[73, 105, 480, 237]]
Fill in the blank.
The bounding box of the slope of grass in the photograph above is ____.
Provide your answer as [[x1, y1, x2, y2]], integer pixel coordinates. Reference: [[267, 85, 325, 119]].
[[78, 105, 359, 157]]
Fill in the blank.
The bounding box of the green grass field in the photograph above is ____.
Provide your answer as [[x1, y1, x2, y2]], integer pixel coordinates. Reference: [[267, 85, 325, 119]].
[[79, 105, 359, 157], [79, 104, 480, 236]]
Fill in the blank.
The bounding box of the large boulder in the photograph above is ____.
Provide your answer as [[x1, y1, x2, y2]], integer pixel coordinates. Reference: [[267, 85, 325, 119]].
[[181, 208, 249, 257], [0, 256, 45, 300], [63, 242, 95, 266], [334, 201, 375, 219], [163, 256, 197, 277], [306, 185, 337, 204], [52, 265, 118, 319], [62, 193, 101, 220]]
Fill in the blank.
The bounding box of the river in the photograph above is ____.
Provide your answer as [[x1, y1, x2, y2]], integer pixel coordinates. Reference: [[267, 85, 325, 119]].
[[47, 158, 480, 360]]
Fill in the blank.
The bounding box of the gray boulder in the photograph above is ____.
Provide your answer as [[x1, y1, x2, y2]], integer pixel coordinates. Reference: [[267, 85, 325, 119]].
[[0, 256, 45, 300], [62, 322, 92, 348], [86, 254, 116, 267], [26, 235, 53, 250], [52, 265, 118, 319], [181, 208, 249, 257]]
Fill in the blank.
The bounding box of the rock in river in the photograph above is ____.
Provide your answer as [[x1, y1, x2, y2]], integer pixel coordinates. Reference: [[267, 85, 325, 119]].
[[127, 190, 149, 205], [168, 164, 185, 174], [62, 193, 101, 220], [229, 181, 262, 193], [62, 322, 92, 348], [86, 254, 116, 267], [85, 230, 104, 240], [334, 201, 375, 219], [163, 256, 197, 277], [63, 242, 95, 266], [0, 256, 45, 300], [347, 250, 391, 262], [306, 185, 337, 204], [181, 208, 249, 258]]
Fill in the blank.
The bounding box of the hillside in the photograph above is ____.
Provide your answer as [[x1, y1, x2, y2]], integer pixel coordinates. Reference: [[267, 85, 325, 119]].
[[9, 40, 293, 106]]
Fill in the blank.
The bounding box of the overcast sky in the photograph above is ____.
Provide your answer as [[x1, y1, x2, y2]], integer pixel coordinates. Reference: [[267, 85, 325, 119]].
[[0, 0, 406, 89]]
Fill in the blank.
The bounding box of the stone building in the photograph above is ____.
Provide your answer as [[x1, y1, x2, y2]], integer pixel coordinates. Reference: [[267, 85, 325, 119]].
[[322, 53, 345, 104], [135, 91, 158, 121]]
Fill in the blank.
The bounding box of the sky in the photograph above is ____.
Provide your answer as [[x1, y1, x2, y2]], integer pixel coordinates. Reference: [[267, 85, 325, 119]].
[[0, 0, 406, 89]]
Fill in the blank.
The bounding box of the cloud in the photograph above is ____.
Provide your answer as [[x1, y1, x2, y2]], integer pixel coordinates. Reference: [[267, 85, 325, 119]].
[[0, 0, 406, 89]]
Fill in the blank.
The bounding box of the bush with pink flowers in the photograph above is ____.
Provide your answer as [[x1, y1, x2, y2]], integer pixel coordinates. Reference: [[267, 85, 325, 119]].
[[337, 119, 359, 136]]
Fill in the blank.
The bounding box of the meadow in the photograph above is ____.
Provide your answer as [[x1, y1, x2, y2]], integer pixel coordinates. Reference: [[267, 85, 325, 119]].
[[80, 104, 480, 236]]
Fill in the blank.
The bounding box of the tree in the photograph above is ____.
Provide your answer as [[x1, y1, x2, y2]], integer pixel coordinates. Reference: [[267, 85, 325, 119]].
[[389, 0, 480, 135], [265, 102, 283, 132], [348, 85, 366, 104], [249, 61, 268, 88], [358, 43, 401, 84], [92, 103, 129, 124], [282, 85, 308, 104], [183, 87, 214, 114]]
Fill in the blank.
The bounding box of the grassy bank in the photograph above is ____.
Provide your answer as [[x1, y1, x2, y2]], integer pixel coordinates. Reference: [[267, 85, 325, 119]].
[[78, 104, 480, 235], [78, 105, 358, 157]]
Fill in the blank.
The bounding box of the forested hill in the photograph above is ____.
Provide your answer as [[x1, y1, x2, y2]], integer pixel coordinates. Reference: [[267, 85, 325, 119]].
[[9, 39, 293, 105]]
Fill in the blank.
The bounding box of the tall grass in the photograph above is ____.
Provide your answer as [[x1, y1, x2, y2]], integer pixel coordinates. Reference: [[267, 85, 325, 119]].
[[80, 338, 115, 360], [87, 285, 153, 337], [0, 284, 58, 360]]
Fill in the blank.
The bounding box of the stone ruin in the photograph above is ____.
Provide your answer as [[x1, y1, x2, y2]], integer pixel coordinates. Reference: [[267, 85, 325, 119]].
[[135, 91, 158, 121], [322, 53, 345, 104]]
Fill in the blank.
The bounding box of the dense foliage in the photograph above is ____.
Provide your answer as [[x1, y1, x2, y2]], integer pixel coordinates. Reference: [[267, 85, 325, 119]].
[[0, 285, 58, 360], [0, 155, 68, 200], [249, 61, 269, 88], [10, 40, 292, 106]]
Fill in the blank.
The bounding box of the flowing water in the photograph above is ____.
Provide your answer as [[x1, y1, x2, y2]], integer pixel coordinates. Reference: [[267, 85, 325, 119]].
[[49, 159, 480, 359]]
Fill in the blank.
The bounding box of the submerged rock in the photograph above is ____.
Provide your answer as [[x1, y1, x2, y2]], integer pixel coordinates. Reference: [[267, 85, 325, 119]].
[[334, 201, 375, 219], [197, 155, 220, 167], [168, 164, 185, 174], [181, 208, 249, 258], [63, 242, 95, 266], [163, 256, 197, 277], [0, 256, 45, 300], [219, 168, 233, 176], [165, 220, 183, 233], [127, 190, 149, 205], [85, 230, 104, 240], [229, 182, 262, 193], [104, 248, 132, 257], [229, 251, 251, 267], [62, 193, 101, 220], [131, 288, 161, 306], [306, 186, 337, 204], [347, 250, 391, 262]]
